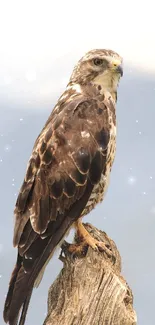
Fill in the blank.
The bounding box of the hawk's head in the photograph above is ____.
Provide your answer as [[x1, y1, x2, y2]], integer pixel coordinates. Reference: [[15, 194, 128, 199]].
[[70, 49, 123, 97]]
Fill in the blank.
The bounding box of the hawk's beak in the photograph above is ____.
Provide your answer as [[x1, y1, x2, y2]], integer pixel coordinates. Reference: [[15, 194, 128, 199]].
[[111, 59, 123, 77], [116, 64, 123, 77]]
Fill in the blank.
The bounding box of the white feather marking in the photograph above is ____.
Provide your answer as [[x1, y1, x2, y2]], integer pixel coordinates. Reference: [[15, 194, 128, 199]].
[[67, 83, 81, 93], [81, 131, 90, 138], [67, 140, 72, 146]]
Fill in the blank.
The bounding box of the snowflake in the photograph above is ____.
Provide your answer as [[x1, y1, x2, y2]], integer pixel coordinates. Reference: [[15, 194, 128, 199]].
[[128, 176, 136, 185], [4, 145, 11, 152]]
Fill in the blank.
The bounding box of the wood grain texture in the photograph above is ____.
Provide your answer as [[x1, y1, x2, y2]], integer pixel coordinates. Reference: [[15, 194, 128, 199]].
[[43, 223, 137, 325]]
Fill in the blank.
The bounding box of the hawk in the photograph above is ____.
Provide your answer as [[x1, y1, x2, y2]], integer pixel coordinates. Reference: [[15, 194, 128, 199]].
[[3, 49, 123, 325]]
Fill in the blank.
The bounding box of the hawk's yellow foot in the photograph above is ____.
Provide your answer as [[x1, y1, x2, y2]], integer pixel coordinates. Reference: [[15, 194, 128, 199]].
[[75, 220, 113, 258]]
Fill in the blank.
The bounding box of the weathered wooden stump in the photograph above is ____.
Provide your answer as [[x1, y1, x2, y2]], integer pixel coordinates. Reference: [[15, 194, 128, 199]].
[[43, 223, 137, 325]]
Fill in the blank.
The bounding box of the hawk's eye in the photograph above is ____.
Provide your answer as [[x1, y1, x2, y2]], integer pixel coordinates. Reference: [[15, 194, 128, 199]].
[[93, 58, 103, 66]]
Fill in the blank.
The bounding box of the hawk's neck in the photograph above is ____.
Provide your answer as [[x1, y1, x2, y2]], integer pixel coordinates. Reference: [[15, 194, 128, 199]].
[[67, 82, 117, 104]]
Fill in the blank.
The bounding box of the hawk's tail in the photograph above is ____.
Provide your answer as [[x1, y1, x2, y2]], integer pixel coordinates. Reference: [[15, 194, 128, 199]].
[[3, 216, 75, 325], [3, 253, 34, 325], [4, 178, 93, 325]]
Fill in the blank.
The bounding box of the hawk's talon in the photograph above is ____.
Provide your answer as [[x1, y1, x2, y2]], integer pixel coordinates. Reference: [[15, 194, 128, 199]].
[[95, 241, 113, 257], [75, 220, 113, 259]]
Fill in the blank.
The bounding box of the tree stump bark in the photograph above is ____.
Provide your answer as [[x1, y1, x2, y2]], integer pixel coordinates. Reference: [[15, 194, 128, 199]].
[[43, 223, 137, 325]]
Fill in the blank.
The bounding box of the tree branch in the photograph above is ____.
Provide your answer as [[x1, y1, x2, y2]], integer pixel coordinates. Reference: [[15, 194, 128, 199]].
[[43, 223, 137, 325]]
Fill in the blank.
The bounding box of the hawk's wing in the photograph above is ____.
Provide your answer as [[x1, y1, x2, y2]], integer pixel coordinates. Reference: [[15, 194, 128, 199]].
[[4, 93, 110, 325]]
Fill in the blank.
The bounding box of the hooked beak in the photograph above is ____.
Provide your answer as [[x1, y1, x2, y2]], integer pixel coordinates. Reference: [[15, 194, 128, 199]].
[[110, 59, 123, 77], [116, 64, 123, 77]]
